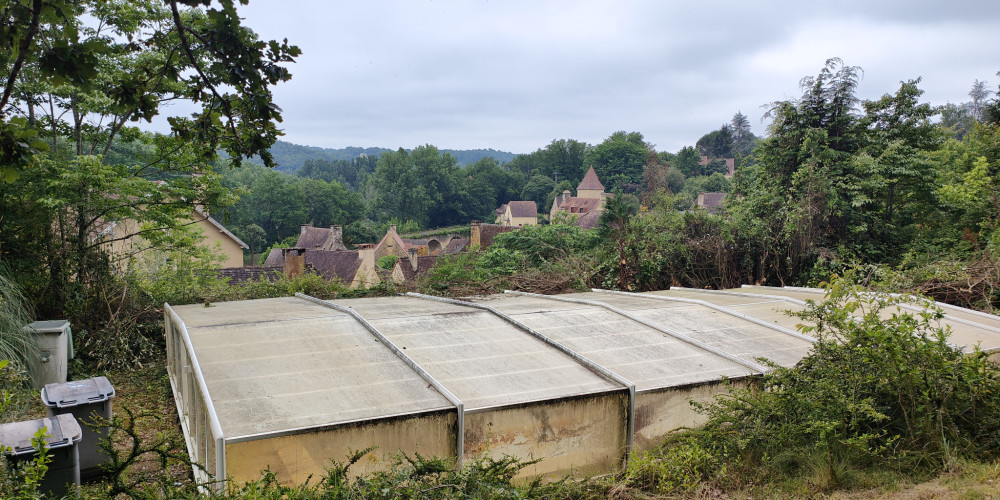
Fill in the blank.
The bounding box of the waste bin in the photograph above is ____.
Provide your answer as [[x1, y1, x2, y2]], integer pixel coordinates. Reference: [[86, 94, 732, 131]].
[[23, 320, 74, 389], [0, 413, 82, 498], [42, 376, 115, 479]]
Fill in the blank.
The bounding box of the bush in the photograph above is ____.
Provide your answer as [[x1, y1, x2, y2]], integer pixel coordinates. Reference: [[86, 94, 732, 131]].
[[635, 278, 1000, 493]]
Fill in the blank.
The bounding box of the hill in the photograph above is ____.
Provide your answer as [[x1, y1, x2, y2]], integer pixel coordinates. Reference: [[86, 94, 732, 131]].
[[245, 140, 517, 173]]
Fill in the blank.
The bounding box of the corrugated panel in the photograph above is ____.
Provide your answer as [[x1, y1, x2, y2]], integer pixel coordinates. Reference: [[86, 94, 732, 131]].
[[171, 298, 454, 439], [478, 294, 754, 392], [329, 296, 623, 410]]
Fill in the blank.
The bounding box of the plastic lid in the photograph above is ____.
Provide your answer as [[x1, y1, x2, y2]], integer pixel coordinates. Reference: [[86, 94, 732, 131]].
[[41, 376, 115, 408], [0, 414, 82, 455], [22, 320, 70, 333]]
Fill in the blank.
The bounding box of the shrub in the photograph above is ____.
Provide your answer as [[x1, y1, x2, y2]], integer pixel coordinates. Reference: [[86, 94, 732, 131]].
[[639, 278, 1000, 493]]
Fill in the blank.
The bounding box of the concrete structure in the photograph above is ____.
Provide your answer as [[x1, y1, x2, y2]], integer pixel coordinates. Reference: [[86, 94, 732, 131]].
[[166, 287, 1000, 490]]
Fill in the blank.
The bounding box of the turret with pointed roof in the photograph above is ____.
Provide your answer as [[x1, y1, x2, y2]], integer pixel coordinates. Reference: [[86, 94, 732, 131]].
[[576, 166, 605, 199]]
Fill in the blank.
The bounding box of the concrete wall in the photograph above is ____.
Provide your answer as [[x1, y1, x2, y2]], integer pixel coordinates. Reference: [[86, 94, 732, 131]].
[[463, 391, 628, 480], [633, 379, 750, 453], [225, 410, 457, 485]]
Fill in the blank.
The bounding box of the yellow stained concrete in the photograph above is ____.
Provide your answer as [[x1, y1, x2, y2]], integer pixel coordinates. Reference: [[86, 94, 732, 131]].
[[464, 391, 628, 480], [225, 411, 457, 485], [633, 380, 750, 452]]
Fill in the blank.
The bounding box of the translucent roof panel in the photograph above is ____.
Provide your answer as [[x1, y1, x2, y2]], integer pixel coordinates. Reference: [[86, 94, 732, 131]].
[[478, 294, 755, 392], [562, 292, 813, 368], [171, 297, 454, 439], [647, 289, 808, 333], [329, 296, 623, 411], [725, 287, 1000, 353]]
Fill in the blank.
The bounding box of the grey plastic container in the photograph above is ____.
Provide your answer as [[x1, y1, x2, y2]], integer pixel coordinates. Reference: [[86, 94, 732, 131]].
[[42, 376, 115, 479], [0, 413, 82, 497], [23, 320, 74, 389]]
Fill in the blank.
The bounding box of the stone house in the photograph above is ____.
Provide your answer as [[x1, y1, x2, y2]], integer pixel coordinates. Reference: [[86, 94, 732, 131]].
[[497, 201, 538, 227], [102, 207, 248, 268], [550, 166, 610, 226]]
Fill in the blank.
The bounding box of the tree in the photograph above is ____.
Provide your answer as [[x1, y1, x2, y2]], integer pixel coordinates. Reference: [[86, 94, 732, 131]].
[[0, 0, 298, 323], [585, 131, 649, 189], [672, 146, 701, 176], [729, 58, 864, 284], [696, 125, 733, 159], [238, 223, 266, 265], [520, 174, 556, 211], [969, 79, 992, 122]]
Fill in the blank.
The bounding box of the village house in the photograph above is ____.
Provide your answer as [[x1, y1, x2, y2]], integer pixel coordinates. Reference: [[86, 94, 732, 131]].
[[101, 206, 248, 268], [550, 166, 610, 227], [696, 192, 728, 213], [496, 200, 538, 227]]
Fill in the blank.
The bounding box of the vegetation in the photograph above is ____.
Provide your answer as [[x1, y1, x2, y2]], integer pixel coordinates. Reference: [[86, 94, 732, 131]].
[[3, 3, 1000, 495], [609, 279, 1000, 497]]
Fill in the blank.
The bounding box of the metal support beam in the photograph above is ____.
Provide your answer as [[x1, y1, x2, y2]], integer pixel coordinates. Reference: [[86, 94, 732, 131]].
[[165, 304, 227, 493], [504, 290, 771, 374], [295, 293, 466, 466], [405, 292, 636, 464]]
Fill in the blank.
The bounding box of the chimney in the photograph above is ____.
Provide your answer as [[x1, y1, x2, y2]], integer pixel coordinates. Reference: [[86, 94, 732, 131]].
[[408, 247, 419, 271], [300, 223, 312, 236], [356, 244, 376, 287], [282, 248, 305, 278], [470, 221, 480, 248], [389, 224, 397, 234], [330, 225, 344, 250]]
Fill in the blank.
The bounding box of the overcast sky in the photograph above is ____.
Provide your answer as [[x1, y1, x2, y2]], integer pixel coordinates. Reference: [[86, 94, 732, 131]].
[[211, 1, 1000, 155]]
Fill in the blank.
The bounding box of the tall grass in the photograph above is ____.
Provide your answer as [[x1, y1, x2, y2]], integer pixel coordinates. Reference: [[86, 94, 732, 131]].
[[0, 266, 37, 373]]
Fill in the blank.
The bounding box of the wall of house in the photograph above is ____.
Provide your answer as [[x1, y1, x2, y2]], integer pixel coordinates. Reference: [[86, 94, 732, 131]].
[[197, 218, 245, 268]]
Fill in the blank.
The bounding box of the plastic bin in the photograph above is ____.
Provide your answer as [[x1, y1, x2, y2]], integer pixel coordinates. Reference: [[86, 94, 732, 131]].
[[23, 320, 74, 389], [42, 376, 115, 479], [0, 413, 82, 497]]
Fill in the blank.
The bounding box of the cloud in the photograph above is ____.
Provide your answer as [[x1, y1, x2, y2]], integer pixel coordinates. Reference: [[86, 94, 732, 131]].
[[208, 0, 1000, 155]]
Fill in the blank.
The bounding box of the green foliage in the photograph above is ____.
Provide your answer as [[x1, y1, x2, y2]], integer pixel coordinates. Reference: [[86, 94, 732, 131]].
[[585, 131, 648, 189], [642, 279, 1000, 493], [214, 450, 575, 500], [376, 255, 397, 270], [0, 269, 37, 376]]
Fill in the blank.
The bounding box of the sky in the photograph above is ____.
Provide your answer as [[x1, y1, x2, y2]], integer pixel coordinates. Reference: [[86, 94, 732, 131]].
[[203, 0, 1000, 155]]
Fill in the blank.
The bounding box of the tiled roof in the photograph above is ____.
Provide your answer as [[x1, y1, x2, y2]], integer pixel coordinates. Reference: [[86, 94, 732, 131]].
[[507, 201, 537, 218], [577, 166, 605, 192], [574, 210, 602, 230], [296, 225, 346, 251], [697, 192, 728, 212], [395, 255, 439, 281], [478, 224, 518, 249], [445, 237, 467, 254], [557, 197, 601, 214], [306, 250, 362, 283], [261, 249, 363, 283]]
